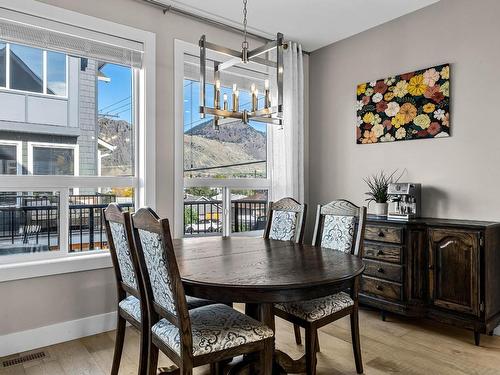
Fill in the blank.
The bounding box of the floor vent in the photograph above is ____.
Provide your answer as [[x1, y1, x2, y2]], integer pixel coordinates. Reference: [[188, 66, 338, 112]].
[[2, 351, 46, 367]]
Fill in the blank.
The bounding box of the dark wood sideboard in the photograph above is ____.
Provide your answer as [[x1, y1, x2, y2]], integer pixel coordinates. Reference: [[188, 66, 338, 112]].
[[359, 215, 500, 345]]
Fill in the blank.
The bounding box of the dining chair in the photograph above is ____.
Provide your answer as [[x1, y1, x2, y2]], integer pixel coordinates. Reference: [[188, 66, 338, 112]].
[[264, 197, 307, 244], [104, 203, 148, 375], [263, 197, 307, 344], [104, 204, 217, 375], [274, 199, 366, 375], [130, 207, 275, 375]]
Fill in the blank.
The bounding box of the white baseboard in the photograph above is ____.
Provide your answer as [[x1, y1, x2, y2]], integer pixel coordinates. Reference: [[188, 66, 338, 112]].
[[0, 311, 118, 357], [1, 311, 498, 358]]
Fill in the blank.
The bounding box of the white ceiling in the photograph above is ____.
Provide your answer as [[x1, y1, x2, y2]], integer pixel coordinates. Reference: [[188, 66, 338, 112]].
[[158, 0, 440, 51]]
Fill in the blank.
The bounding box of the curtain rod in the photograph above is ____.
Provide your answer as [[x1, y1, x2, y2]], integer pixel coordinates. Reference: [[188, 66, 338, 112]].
[[139, 0, 310, 55]]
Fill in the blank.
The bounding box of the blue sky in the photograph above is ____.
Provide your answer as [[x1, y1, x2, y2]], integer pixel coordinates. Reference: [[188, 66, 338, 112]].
[[98, 64, 132, 123], [96, 66, 267, 133]]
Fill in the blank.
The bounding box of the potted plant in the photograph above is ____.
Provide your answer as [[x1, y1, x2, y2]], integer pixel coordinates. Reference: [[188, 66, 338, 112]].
[[364, 170, 400, 216]]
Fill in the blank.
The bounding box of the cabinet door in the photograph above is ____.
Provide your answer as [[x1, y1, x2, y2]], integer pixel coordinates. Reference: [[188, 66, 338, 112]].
[[428, 229, 480, 316]]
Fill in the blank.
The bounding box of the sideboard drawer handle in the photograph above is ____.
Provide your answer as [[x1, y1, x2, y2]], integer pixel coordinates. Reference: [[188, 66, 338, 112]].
[[378, 231, 385, 237], [376, 285, 384, 291], [377, 267, 385, 274], [377, 250, 384, 256]]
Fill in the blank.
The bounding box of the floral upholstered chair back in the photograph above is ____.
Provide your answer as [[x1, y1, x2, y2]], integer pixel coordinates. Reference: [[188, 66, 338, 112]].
[[264, 197, 307, 243], [312, 200, 367, 256], [104, 203, 139, 295], [131, 207, 188, 323]]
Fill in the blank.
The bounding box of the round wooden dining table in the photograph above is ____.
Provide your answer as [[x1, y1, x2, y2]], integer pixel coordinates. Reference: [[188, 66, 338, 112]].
[[173, 236, 365, 374]]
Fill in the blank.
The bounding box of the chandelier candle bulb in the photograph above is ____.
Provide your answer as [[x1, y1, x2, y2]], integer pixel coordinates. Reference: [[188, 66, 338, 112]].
[[223, 94, 228, 111], [214, 80, 221, 109], [232, 89, 239, 112], [264, 79, 270, 108], [252, 89, 259, 111]]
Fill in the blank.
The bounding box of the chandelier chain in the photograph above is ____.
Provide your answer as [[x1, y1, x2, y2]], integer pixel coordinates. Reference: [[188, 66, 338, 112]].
[[242, 0, 248, 49]]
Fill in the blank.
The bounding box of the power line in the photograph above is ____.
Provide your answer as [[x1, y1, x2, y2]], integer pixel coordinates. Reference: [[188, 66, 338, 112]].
[[114, 107, 132, 116], [99, 96, 131, 112], [100, 103, 131, 117]]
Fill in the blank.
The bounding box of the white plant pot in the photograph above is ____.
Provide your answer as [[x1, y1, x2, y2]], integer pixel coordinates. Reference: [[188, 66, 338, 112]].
[[374, 202, 388, 216]]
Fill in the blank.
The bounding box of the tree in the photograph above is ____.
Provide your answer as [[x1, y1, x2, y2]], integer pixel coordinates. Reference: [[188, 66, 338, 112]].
[[184, 207, 199, 225], [185, 187, 217, 198]]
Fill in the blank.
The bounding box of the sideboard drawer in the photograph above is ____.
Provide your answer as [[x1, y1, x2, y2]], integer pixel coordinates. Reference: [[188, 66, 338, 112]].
[[363, 243, 402, 264], [365, 225, 403, 244], [362, 276, 402, 301], [363, 259, 402, 283]]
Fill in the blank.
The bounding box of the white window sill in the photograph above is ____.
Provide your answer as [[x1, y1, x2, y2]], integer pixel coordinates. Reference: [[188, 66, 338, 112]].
[[0, 252, 113, 283]]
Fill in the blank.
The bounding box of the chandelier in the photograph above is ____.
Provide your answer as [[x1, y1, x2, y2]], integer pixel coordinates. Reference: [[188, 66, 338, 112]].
[[199, 0, 285, 128]]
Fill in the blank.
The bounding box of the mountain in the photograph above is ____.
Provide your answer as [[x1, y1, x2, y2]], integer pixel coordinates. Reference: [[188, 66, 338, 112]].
[[98, 118, 134, 175], [185, 119, 266, 160], [184, 119, 266, 178], [97, 118, 267, 178]]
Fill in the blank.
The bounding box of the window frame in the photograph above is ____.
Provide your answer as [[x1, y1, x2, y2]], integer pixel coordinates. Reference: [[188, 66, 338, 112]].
[[0, 0, 156, 280], [27, 141, 80, 176], [1, 42, 69, 98], [0, 139, 22, 175], [174, 39, 272, 239]]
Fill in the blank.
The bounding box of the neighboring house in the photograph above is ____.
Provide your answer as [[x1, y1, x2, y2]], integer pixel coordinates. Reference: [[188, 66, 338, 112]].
[[0, 41, 126, 178]]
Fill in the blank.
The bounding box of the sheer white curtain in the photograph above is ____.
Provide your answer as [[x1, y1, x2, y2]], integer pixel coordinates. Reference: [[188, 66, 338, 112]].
[[270, 42, 305, 202]]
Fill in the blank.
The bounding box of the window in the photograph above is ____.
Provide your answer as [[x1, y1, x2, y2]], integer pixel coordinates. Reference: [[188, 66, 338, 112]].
[[47, 51, 67, 96], [1, 53, 143, 259], [1, 41, 68, 96], [10, 44, 43, 93], [28, 143, 79, 176], [0, 1, 154, 279], [0, 42, 5, 87], [1, 57, 137, 258], [0, 141, 21, 175], [175, 41, 272, 238], [0, 192, 60, 256], [184, 79, 267, 179]]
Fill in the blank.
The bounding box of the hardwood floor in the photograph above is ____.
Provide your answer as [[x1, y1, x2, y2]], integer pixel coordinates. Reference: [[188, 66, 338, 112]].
[[2, 307, 500, 375]]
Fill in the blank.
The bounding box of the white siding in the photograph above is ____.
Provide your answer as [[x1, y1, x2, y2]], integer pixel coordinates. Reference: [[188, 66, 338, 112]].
[[0, 91, 25, 122], [26, 96, 68, 126]]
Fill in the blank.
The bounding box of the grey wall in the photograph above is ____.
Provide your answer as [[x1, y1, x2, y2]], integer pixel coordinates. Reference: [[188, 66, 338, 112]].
[[0, 0, 268, 336], [308, 0, 500, 232], [78, 58, 98, 176]]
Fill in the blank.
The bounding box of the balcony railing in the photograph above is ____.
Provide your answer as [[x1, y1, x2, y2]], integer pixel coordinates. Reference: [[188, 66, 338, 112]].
[[0, 194, 266, 255], [0, 194, 133, 255], [68, 194, 133, 252], [183, 199, 267, 235]]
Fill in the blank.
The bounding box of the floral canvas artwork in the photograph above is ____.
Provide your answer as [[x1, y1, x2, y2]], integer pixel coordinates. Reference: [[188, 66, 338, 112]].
[[356, 64, 450, 144]]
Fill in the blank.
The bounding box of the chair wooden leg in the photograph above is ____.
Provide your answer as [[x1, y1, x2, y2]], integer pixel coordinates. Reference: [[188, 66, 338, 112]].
[[260, 339, 273, 375], [148, 343, 159, 375], [111, 315, 126, 375], [316, 336, 320, 353], [305, 327, 318, 375], [293, 324, 302, 345], [350, 308, 363, 374], [474, 330, 481, 346], [138, 323, 149, 375], [180, 367, 193, 375], [209, 363, 217, 375]]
